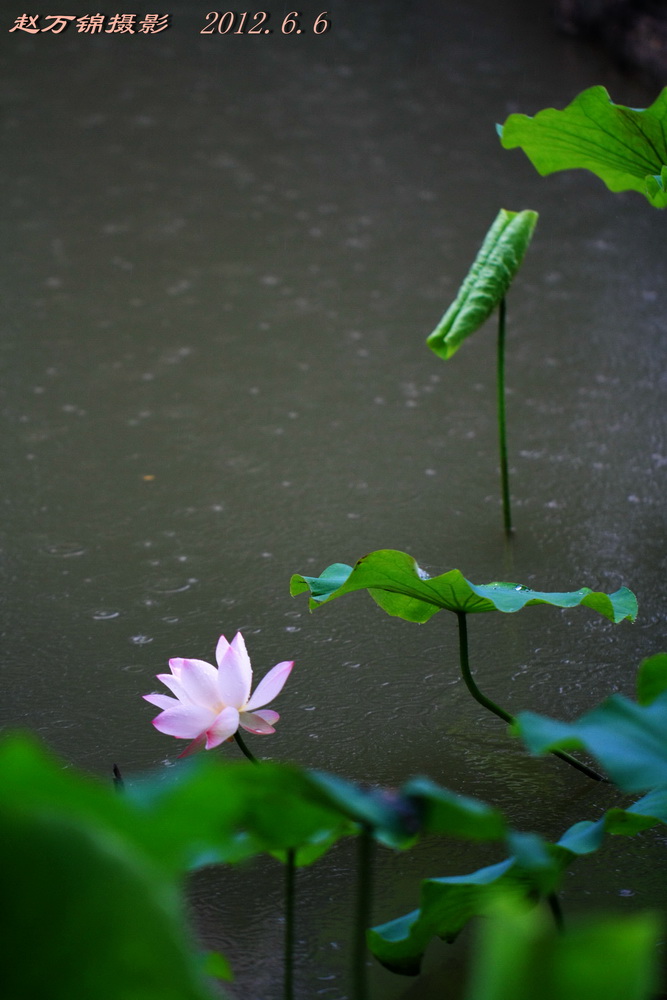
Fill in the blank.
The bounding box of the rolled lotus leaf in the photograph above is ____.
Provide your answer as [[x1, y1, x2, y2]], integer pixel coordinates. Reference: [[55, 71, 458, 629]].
[[426, 208, 538, 360]]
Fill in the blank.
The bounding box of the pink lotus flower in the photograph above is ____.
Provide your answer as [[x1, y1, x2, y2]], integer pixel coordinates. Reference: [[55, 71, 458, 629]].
[[144, 632, 293, 755]]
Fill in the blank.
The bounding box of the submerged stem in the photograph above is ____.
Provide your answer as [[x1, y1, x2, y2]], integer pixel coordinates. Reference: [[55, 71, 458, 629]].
[[353, 825, 374, 1000], [454, 612, 606, 782], [233, 729, 259, 764], [497, 297, 513, 538]]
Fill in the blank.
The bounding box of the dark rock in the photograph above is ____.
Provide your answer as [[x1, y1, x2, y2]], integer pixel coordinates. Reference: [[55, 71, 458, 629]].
[[552, 0, 667, 82]]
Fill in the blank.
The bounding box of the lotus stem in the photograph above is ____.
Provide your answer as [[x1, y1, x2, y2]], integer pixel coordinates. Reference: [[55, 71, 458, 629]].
[[547, 892, 564, 933], [233, 729, 259, 764], [112, 763, 124, 792], [456, 611, 514, 724], [284, 848, 296, 1000], [353, 824, 374, 1000], [232, 730, 296, 998], [455, 612, 606, 782], [497, 296, 513, 538]]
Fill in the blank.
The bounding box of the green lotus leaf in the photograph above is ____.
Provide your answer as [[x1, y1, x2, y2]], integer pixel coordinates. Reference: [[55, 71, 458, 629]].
[[0, 810, 219, 1000], [0, 733, 187, 869], [402, 776, 505, 841], [426, 208, 538, 360], [129, 757, 358, 867], [557, 787, 667, 856], [516, 692, 667, 792], [304, 770, 420, 849], [0, 737, 219, 1000], [636, 653, 667, 705], [291, 772, 505, 850], [369, 787, 667, 976], [467, 904, 660, 1000], [290, 549, 637, 624], [131, 753, 504, 861], [200, 952, 233, 983], [368, 841, 572, 975], [498, 85, 667, 208]]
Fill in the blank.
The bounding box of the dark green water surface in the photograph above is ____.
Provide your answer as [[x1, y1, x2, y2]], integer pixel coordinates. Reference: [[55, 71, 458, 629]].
[[1, 2, 666, 997]]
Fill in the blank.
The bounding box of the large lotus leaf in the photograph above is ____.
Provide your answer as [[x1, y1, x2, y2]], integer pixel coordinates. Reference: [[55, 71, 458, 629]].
[[466, 902, 660, 1000], [131, 755, 503, 863], [0, 804, 217, 999], [0, 736, 337, 872], [134, 760, 426, 860], [0, 737, 502, 877], [516, 692, 667, 792], [556, 788, 667, 856], [426, 208, 538, 360], [369, 785, 667, 976], [368, 842, 572, 975], [306, 772, 507, 848], [498, 85, 667, 208], [0, 733, 187, 870], [290, 549, 637, 624], [129, 758, 359, 867]]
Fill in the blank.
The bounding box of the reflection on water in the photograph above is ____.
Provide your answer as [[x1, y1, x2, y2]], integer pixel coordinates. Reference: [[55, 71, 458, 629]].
[[2, 0, 666, 996]]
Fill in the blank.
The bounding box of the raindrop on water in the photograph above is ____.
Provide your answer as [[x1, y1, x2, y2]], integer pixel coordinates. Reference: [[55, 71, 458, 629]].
[[150, 578, 192, 594], [42, 541, 86, 557]]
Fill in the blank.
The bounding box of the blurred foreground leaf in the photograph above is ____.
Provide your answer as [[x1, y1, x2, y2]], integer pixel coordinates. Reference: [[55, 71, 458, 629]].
[[0, 799, 216, 999], [516, 688, 667, 793], [465, 901, 660, 1000], [636, 653, 667, 706]]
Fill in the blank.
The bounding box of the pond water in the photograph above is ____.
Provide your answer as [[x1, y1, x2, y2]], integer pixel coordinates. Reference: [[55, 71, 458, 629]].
[[2, 1, 666, 997]]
